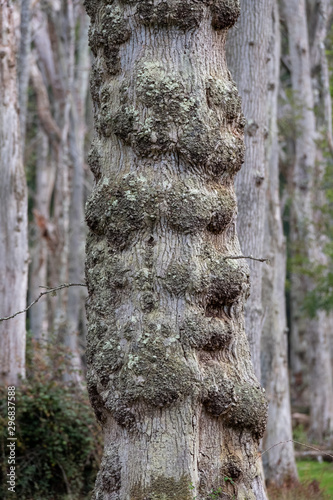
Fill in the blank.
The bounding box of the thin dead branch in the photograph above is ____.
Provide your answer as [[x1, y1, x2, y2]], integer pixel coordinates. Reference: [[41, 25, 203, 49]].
[[0, 283, 86, 322]]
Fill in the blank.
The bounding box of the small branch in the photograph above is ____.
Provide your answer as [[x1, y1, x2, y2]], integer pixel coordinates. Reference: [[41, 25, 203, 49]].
[[260, 439, 333, 460], [223, 255, 270, 263], [58, 462, 73, 499], [0, 283, 86, 323]]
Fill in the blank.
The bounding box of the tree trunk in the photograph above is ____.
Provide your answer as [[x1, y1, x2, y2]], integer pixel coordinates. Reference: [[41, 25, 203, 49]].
[[29, 2, 89, 381], [282, 0, 333, 442], [84, 1, 268, 499], [261, 1, 298, 485], [226, 0, 272, 380], [0, 0, 29, 385], [18, 0, 31, 152], [29, 128, 55, 340], [66, 8, 90, 383]]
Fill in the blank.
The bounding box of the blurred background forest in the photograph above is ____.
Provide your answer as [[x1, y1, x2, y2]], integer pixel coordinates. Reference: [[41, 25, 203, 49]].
[[0, 0, 333, 498]]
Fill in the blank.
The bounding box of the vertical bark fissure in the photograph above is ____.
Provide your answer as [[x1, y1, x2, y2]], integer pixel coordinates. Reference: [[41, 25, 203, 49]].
[[84, 1, 267, 499]]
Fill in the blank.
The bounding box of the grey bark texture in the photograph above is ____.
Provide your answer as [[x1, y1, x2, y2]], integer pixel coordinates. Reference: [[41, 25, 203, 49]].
[[84, 1, 268, 499], [0, 0, 29, 385], [226, 0, 272, 380], [261, 1, 298, 485]]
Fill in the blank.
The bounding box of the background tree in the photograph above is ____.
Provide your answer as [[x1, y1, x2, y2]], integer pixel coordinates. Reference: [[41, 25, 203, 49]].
[[84, 0, 268, 498], [227, 0, 297, 485], [27, 0, 90, 382], [227, 0, 272, 380], [0, 0, 29, 386], [261, 0, 298, 485], [281, 0, 333, 443]]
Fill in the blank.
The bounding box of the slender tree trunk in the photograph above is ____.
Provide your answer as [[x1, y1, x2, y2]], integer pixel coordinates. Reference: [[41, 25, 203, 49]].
[[29, 128, 55, 340], [65, 8, 90, 383], [226, 0, 272, 380], [307, 0, 333, 442], [84, 1, 268, 499], [0, 0, 29, 385], [29, 2, 89, 381], [18, 0, 31, 152], [261, 1, 298, 485], [283, 0, 333, 442]]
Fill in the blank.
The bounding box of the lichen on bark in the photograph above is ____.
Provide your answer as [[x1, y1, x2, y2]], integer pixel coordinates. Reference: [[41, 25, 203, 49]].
[[84, 0, 268, 498]]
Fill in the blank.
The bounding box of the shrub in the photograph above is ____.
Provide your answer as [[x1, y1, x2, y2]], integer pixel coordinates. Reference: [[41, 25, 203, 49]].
[[0, 336, 102, 499]]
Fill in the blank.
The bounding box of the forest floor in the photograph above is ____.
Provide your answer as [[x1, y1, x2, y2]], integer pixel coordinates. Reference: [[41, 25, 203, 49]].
[[267, 459, 333, 499], [297, 459, 333, 497]]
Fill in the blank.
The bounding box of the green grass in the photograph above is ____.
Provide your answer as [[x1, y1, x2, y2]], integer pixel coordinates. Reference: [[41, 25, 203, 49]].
[[297, 460, 333, 497]]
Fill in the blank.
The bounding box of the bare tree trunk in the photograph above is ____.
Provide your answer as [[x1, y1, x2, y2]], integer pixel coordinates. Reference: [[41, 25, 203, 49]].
[[261, 1, 298, 485], [18, 0, 31, 152], [29, 128, 55, 340], [65, 7, 90, 382], [84, 1, 268, 499], [307, 0, 333, 442], [283, 0, 333, 442], [29, 2, 89, 381], [0, 0, 29, 386], [226, 0, 272, 380]]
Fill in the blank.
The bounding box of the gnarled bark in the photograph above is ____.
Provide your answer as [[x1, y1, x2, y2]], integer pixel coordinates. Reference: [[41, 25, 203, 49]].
[[84, 1, 268, 498]]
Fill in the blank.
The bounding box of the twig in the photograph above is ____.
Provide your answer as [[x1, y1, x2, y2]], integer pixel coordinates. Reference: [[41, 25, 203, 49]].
[[0, 283, 86, 322], [260, 439, 333, 460], [58, 462, 73, 499], [223, 255, 270, 263]]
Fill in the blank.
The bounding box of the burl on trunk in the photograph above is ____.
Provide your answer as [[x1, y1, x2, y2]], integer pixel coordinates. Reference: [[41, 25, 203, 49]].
[[84, 1, 268, 499]]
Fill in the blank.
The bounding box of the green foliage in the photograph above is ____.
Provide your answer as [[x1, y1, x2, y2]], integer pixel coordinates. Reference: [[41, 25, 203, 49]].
[[297, 460, 333, 498], [292, 425, 309, 450], [0, 337, 102, 500], [303, 144, 333, 318]]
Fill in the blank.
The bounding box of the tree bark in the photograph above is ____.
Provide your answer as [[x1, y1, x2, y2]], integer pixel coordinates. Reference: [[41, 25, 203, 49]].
[[84, 1, 268, 499], [261, 1, 298, 485], [0, 0, 29, 385], [226, 0, 272, 380]]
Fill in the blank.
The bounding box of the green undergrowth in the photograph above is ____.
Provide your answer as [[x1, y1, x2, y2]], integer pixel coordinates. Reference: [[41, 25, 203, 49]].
[[267, 460, 333, 499], [0, 335, 102, 500], [297, 460, 333, 497]]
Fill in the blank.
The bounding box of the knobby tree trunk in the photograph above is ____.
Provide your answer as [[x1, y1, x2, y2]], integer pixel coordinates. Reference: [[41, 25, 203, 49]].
[[84, 1, 268, 499], [0, 0, 29, 385], [226, 0, 272, 380], [261, 1, 298, 485], [282, 0, 333, 442]]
